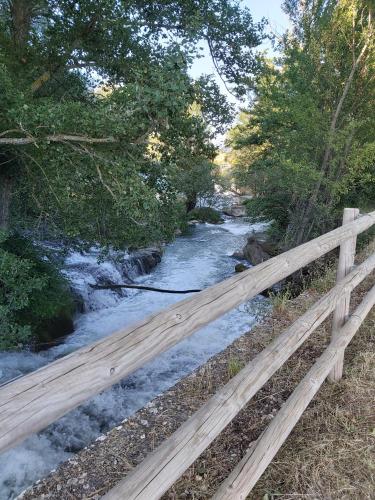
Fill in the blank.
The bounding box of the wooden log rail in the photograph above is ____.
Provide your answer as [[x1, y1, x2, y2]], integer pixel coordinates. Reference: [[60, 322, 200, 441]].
[[0, 209, 374, 499]]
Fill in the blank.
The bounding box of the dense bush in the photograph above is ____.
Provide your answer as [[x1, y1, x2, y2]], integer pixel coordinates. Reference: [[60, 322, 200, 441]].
[[188, 207, 224, 224], [0, 232, 74, 350]]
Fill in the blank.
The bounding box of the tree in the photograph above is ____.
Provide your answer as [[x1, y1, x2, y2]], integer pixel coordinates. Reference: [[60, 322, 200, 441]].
[[228, 0, 374, 248], [0, 0, 264, 244]]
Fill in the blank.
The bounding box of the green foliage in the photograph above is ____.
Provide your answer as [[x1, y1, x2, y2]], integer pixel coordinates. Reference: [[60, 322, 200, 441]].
[[188, 206, 223, 224], [268, 287, 292, 313], [0, 0, 265, 347], [0, 0, 264, 347], [0, 0, 264, 246], [227, 356, 244, 379], [0, 231, 74, 350], [227, 0, 375, 249]]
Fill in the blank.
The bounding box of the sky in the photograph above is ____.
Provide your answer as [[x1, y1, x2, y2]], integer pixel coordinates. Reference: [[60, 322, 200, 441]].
[[189, 0, 290, 109]]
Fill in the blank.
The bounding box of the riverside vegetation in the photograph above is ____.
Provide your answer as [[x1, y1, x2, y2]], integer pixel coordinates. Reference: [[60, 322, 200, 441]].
[[0, 0, 265, 348]]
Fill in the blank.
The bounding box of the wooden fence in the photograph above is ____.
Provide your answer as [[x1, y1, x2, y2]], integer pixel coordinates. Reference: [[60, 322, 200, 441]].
[[1, 208, 374, 499]]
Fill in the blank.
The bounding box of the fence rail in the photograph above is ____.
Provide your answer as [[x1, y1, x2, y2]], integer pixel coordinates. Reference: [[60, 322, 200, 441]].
[[1, 208, 374, 499]]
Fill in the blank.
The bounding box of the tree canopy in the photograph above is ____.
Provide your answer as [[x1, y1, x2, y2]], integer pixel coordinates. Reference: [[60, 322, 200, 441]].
[[0, 0, 265, 245], [228, 0, 374, 248]]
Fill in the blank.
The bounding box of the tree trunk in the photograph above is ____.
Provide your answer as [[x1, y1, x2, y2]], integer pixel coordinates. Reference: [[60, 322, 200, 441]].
[[0, 176, 13, 230], [186, 192, 197, 212]]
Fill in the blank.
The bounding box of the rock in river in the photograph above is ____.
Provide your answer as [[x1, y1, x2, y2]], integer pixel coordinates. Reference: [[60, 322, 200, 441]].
[[223, 204, 247, 217]]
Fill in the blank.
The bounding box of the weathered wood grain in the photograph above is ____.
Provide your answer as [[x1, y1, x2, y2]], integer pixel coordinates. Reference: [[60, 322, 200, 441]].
[[1, 211, 374, 455], [329, 208, 359, 381], [213, 284, 375, 500], [102, 253, 375, 500]]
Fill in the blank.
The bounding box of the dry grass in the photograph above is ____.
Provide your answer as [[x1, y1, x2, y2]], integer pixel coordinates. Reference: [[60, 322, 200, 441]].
[[247, 241, 375, 500], [268, 287, 293, 314], [227, 354, 245, 380], [249, 241, 375, 500], [249, 309, 375, 500]]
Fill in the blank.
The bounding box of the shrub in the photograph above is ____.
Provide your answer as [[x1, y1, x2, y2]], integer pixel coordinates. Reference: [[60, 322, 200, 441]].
[[227, 356, 245, 379], [188, 206, 224, 224], [268, 286, 292, 313], [0, 231, 74, 350]]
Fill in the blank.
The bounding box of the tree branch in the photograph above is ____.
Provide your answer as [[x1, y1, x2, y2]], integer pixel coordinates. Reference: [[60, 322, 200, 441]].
[[30, 16, 99, 93], [207, 38, 237, 98], [293, 8, 373, 245], [0, 134, 117, 145]]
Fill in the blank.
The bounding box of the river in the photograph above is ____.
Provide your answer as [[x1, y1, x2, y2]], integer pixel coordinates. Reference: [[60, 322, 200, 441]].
[[0, 218, 268, 499]]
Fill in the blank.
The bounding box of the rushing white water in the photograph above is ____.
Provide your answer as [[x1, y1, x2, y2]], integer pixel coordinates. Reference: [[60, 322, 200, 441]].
[[0, 218, 268, 499]]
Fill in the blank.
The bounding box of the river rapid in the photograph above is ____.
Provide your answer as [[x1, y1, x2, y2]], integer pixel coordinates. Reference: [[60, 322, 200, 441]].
[[0, 218, 268, 499]]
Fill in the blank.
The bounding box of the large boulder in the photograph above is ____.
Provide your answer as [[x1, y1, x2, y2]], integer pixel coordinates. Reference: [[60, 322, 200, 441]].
[[235, 263, 249, 273], [130, 247, 163, 274], [34, 313, 74, 351], [242, 232, 276, 266], [243, 237, 270, 265], [223, 204, 246, 217]]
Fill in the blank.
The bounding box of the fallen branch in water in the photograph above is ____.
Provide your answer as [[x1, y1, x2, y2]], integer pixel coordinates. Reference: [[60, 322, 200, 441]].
[[89, 283, 202, 294]]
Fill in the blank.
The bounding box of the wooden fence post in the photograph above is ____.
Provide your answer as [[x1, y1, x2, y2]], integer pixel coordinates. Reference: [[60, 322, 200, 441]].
[[328, 207, 359, 382]]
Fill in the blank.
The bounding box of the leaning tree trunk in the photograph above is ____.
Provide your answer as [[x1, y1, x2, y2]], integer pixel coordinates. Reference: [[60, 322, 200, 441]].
[[0, 176, 13, 230]]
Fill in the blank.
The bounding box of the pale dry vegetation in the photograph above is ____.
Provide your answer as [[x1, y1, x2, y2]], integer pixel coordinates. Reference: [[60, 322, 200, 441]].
[[250, 303, 374, 499], [167, 242, 375, 500]]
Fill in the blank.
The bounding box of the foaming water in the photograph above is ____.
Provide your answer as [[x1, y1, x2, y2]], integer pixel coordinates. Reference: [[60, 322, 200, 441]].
[[0, 219, 268, 499]]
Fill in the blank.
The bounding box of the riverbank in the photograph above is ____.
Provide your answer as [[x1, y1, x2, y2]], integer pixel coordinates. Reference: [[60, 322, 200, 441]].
[[19, 240, 375, 499]]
